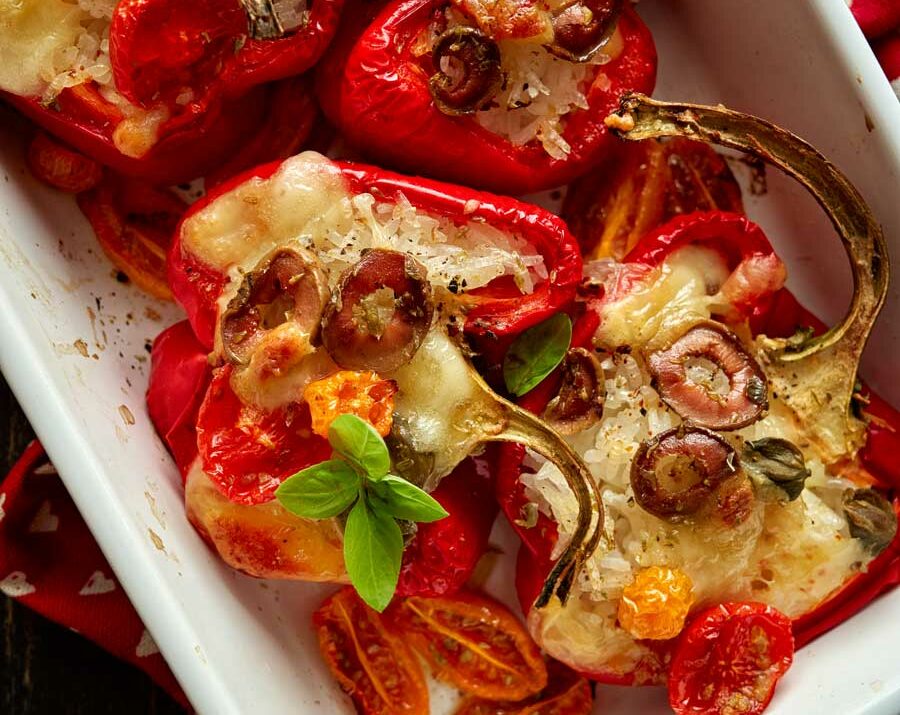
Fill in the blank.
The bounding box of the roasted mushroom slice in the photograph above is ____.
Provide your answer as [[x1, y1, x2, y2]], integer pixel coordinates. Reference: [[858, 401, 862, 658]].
[[547, 0, 623, 62], [648, 321, 768, 431], [631, 426, 739, 520], [430, 26, 503, 115], [542, 348, 605, 434], [321, 249, 435, 373], [221, 247, 329, 365]]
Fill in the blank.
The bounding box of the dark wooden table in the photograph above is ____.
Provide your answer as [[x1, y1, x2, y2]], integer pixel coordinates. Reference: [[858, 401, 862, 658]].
[[1, 375, 182, 714]]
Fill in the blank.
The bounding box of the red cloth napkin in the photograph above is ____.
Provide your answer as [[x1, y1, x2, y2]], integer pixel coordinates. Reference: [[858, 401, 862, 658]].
[[1, 9, 898, 712], [875, 30, 900, 97], [849, 0, 900, 41], [0, 440, 189, 709]]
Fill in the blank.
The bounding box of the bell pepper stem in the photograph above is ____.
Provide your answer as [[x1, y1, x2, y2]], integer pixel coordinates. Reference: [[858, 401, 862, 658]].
[[605, 92, 890, 462], [492, 404, 606, 608], [240, 0, 286, 39], [464, 363, 605, 608]]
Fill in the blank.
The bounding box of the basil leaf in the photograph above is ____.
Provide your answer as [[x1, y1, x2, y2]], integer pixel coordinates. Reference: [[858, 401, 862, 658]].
[[328, 414, 391, 480], [275, 460, 360, 519], [503, 313, 572, 397], [374, 475, 449, 523], [343, 495, 403, 612]]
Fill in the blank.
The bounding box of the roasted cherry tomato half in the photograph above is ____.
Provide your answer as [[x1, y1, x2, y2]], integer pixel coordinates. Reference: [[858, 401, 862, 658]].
[[76, 174, 187, 300], [454, 658, 593, 715], [391, 590, 548, 702], [195, 365, 331, 505], [26, 132, 104, 194], [563, 137, 745, 261], [668, 602, 794, 715], [314, 587, 430, 715]]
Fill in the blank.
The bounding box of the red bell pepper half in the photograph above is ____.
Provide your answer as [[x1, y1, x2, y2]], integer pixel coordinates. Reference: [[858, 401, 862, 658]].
[[154, 155, 583, 595], [3, 0, 341, 184], [147, 320, 498, 597], [110, 0, 344, 107], [6, 84, 270, 185], [317, 0, 657, 194], [497, 209, 900, 685]]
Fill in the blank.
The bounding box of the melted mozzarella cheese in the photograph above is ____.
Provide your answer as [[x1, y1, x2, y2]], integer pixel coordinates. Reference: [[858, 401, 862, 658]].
[[389, 329, 501, 488], [597, 245, 732, 351], [0, 0, 88, 98], [181, 152, 547, 323]]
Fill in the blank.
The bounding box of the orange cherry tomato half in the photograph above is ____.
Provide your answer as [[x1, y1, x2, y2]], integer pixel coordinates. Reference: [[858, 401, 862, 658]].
[[76, 175, 186, 300], [27, 132, 103, 194], [668, 602, 794, 715], [454, 659, 593, 715], [314, 587, 430, 715], [392, 590, 548, 702]]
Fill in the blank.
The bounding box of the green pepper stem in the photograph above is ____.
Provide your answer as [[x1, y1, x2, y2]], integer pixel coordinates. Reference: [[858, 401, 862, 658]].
[[464, 363, 605, 608]]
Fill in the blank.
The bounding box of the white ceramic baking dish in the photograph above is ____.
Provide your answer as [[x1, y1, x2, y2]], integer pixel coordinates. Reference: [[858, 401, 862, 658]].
[[1, 0, 899, 713]]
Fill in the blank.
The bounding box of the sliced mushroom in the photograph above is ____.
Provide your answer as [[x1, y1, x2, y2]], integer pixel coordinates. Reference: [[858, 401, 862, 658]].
[[742, 437, 810, 502], [542, 348, 605, 434], [547, 0, 622, 63], [631, 426, 738, 520], [221, 247, 329, 365], [430, 26, 503, 115], [321, 249, 434, 373], [844, 488, 897, 556], [647, 321, 768, 431]]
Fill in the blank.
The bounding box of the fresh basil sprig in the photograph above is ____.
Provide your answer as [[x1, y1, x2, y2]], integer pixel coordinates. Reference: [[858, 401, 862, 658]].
[[503, 312, 573, 397], [275, 414, 447, 611]]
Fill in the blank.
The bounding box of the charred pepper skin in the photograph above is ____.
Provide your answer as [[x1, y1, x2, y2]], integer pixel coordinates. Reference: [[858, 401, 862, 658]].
[[316, 0, 657, 194]]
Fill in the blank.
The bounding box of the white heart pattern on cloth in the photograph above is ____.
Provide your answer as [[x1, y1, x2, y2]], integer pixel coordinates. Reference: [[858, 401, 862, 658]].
[[28, 499, 59, 533], [79, 570, 116, 596], [136, 629, 160, 658], [0, 571, 36, 597], [0, 492, 6, 523]]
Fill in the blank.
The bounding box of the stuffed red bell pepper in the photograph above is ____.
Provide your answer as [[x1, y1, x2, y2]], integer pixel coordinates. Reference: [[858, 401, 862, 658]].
[[317, 0, 657, 194], [151, 151, 599, 609], [0, 0, 341, 184], [495, 96, 899, 712]]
